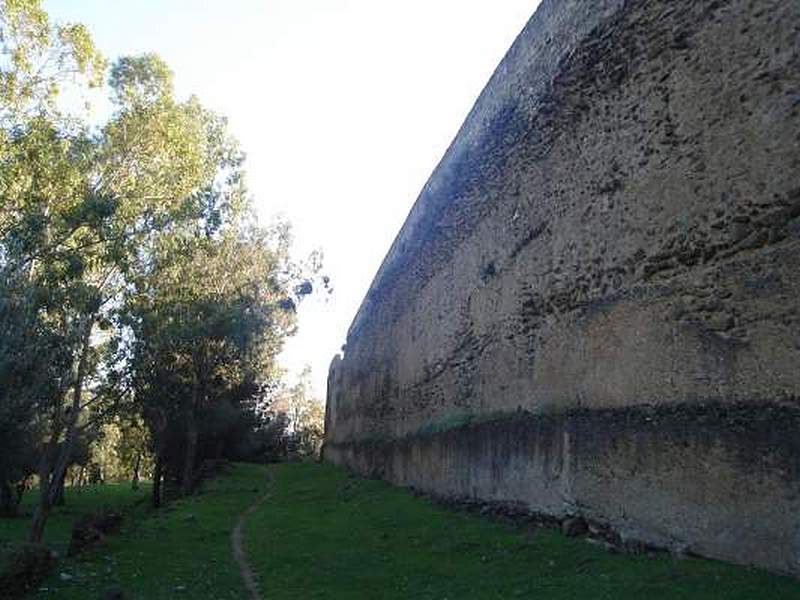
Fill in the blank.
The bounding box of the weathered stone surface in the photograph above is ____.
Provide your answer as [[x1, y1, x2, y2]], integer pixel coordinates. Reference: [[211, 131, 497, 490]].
[[324, 0, 800, 576]]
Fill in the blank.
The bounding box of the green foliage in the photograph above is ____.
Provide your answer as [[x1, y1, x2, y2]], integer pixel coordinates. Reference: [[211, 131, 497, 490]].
[[0, 0, 322, 543], [80, 415, 153, 484], [0, 273, 70, 516], [269, 366, 325, 458], [126, 218, 315, 487], [0, 0, 105, 122], [109, 53, 173, 107]]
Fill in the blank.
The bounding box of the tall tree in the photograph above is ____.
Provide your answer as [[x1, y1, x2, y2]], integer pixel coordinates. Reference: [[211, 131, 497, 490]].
[[0, 5, 247, 537], [25, 52, 249, 540], [0, 0, 103, 529], [0, 0, 326, 536], [126, 214, 319, 502]]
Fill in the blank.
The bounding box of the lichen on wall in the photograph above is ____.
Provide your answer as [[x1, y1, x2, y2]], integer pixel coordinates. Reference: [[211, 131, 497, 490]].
[[325, 0, 800, 576]]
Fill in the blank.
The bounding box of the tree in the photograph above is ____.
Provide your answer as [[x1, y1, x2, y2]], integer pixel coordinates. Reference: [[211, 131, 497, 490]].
[[0, 274, 70, 516], [0, 0, 327, 536], [126, 215, 319, 503], [0, 1, 253, 538], [20, 51, 240, 541], [270, 366, 326, 458], [0, 0, 104, 127], [0, 3, 105, 519]]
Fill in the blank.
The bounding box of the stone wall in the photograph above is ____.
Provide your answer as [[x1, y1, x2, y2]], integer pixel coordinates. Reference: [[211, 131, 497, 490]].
[[324, 0, 800, 576]]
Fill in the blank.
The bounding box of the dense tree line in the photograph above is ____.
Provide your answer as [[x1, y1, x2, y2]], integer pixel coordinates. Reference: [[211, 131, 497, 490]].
[[0, 0, 325, 542]]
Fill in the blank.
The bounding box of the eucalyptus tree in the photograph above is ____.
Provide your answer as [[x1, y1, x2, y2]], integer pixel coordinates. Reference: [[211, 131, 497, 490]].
[[25, 55, 243, 541], [0, 0, 247, 540], [0, 0, 104, 524], [0, 0, 104, 126], [0, 284, 64, 516], [1, 0, 326, 536], [126, 212, 320, 503]]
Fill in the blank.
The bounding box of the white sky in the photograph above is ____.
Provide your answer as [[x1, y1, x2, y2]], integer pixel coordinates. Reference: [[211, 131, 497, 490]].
[[44, 0, 539, 397]]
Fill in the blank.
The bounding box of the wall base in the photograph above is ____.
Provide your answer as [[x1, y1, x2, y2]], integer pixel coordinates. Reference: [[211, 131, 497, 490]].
[[325, 401, 800, 576]]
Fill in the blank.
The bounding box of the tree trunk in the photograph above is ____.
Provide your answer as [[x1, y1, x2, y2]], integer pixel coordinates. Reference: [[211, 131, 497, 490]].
[[15, 479, 27, 506], [152, 453, 163, 508], [181, 407, 198, 496], [0, 481, 17, 518], [131, 453, 141, 490], [53, 471, 66, 506], [29, 318, 92, 543], [30, 438, 54, 542], [29, 484, 50, 543]]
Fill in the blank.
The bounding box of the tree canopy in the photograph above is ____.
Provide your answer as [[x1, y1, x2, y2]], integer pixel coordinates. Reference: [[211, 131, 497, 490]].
[[0, 0, 326, 539]]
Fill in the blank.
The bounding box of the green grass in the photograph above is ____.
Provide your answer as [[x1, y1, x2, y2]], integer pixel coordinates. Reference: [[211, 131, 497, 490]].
[[26, 463, 266, 599], [3, 463, 798, 598], [246, 463, 800, 600], [0, 482, 151, 558]]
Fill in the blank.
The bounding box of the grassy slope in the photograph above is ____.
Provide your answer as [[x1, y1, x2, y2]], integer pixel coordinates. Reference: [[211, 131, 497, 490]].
[[27, 463, 266, 599], [246, 463, 800, 600], [0, 483, 151, 559], [4, 462, 797, 599]]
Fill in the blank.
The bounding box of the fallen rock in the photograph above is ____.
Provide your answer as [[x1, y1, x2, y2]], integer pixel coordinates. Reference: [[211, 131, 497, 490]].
[[561, 516, 589, 537], [68, 509, 123, 556]]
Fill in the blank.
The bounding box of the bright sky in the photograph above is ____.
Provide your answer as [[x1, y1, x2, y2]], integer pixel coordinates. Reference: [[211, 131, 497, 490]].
[[44, 0, 539, 397]]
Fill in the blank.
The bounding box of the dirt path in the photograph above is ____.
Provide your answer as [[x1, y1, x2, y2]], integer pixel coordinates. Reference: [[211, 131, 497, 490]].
[[231, 470, 271, 600]]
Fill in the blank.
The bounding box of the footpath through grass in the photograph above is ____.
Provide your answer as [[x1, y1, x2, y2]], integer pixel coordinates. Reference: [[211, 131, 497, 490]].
[[246, 463, 800, 600], [27, 463, 266, 599], [5, 462, 799, 598]]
